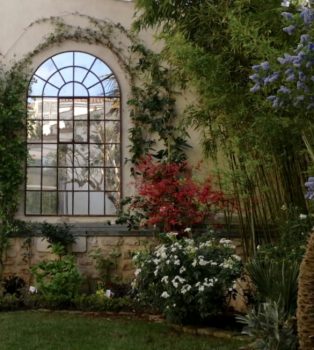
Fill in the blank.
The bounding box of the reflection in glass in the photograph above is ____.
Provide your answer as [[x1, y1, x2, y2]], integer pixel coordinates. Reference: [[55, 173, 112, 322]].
[[43, 144, 57, 166], [90, 192, 104, 215], [105, 145, 120, 167], [74, 192, 88, 215], [74, 99, 88, 120], [42, 167, 57, 190], [103, 77, 119, 96], [89, 144, 104, 167], [28, 145, 41, 166], [74, 122, 88, 143], [105, 99, 120, 119], [84, 72, 99, 88], [43, 121, 58, 143], [42, 192, 57, 215], [58, 168, 73, 191], [36, 59, 57, 80], [26, 192, 41, 214], [43, 98, 57, 119], [27, 168, 41, 190], [74, 144, 88, 166], [90, 121, 104, 143], [105, 121, 120, 143], [59, 99, 73, 120], [58, 144, 73, 167], [27, 97, 42, 119], [89, 168, 104, 191], [73, 168, 89, 190], [58, 191, 73, 215], [27, 121, 42, 143], [90, 98, 104, 119], [105, 192, 120, 215], [106, 168, 120, 191], [88, 83, 104, 96], [59, 120, 73, 142]]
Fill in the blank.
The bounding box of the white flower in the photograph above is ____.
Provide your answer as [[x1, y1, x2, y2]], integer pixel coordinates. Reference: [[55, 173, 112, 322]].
[[161, 276, 169, 284], [174, 259, 181, 266], [300, 214, 307, 220], [29, 286, 37, 294], [161, 291, 170, 298], [181, 284, 192, 294], [199, 286, 205, 292], [179, 266, 186, 274], [134, 268, 141, 276], [153, 258, 160, 265], [154, 268, 159, 276], [192, 259, 197, 267], [184, 227, 191, 233], [210, 261, 218, 266], [167, 232, 178, 237], [199, 258, 209, 266], [232, 254, 241, 261]]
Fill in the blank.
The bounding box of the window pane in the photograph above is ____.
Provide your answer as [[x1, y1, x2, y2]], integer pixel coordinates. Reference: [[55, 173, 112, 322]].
[[105, 121, 120, 143], [43, 98, 58, 119], [91, 59, 111, 77], [26, 192, 41, 214], [58, 168, 73, 191], [103, 77, 119, 96], [28, 145, 41, 166], [90, 145, 104, 167], [59, 120, 73, 142], [42, 192, 57, 215], [27, 168, 41, 190], [58, 144, 73, 167], [29, 76, 45, 96], [48, 72, 64, 88], [59, 83, 73, 96], [42, 167, 57, 190], [89, 83, 104, 96], [105, 98, 120, 120], [74, 67, 88, 83], [74, 121, 88, 143], [43, 121, 58, 143], [27, 120, 42, 142], [59, 99, 73, 120], [58, 191, 73, 215], [105, 144, 120, 167], [74, 192, 88, 215], [74, 83, 88, 96], [43, 84, 59, 96], [105, 192, 120, 215], [28, 97, 42, 119], [106, 168, 120, 191], [53, 52, 73, 69], [73, 168, 88, 190], [74, 144, 88, 166], [35, 59, 57, 80], [90, 192, 104, 215], [59, 67, 74, 82], [43, 144, 57, 166], [74, 99, 88, 120], [90, 98, 104, 120], [89, 168, 104, 191], [84, 72, 99, 88], [74, 52, 95, 69], [90, 121, 104, 143]]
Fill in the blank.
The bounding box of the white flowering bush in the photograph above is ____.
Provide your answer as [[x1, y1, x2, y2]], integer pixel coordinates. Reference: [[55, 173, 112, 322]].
[[132, 233, 243, 324]]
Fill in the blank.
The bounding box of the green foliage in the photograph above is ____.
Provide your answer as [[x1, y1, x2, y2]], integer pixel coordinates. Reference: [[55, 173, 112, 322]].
[[40, 222, 75, 256], [133, 233, 243, 324], [31, 255, 82, 300], [236, 301, 297, 350]]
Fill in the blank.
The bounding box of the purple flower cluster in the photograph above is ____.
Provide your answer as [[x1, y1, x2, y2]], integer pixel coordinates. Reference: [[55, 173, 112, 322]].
[[250, 4, 314, 110], [305, 177, 314, 200]]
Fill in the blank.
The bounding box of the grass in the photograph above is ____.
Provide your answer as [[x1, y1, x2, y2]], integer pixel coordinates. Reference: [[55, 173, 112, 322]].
[[0, 311, 246, 350]]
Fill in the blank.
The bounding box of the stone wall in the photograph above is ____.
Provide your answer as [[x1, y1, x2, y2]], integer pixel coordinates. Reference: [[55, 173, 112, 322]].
[[3, 232, 156, 288]]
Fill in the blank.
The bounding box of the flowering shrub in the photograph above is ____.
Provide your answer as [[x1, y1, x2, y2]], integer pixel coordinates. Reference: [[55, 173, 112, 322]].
[[132, 233, 242, 324], [119, 156, 232, 233], [250, 2, 314, 112]]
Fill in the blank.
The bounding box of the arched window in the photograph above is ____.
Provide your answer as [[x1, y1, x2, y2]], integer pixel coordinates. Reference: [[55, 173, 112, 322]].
[[26, 51, 121, 216]]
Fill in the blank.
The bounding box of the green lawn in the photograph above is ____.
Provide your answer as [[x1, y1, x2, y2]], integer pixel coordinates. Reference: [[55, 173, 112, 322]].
[[0, 311, 245, 350]]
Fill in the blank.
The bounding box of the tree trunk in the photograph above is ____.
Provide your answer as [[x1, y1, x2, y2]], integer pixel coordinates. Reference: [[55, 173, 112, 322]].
[[297, 232, 314, 349]]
